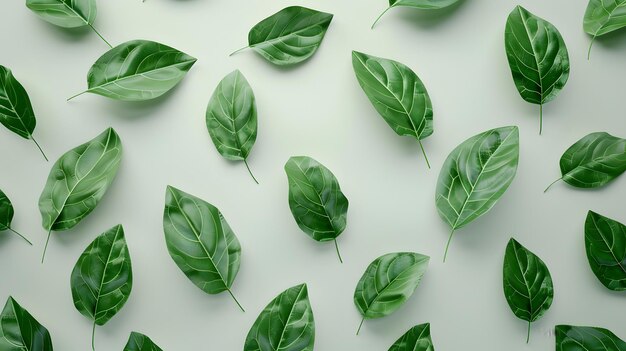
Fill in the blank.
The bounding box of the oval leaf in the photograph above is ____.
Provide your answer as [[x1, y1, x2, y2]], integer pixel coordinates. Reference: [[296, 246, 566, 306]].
[[504, 5, 569, 134], [163, 186, 243, 310], [124, 332, 163, 351], [0, 189, 32, 245], [556, 325, 626, 351], [372, 0, 461, 28], [26, 0, 96, 28], [388, 323, 434, 351], [244, 283, 314, 351], [584, 0, 626, 57], [503, 238, 554, 343], [585, 211, 626, 291], [0, 296, 53, 351], [352, 51, 433, 167], [435, 126, 519, 261]]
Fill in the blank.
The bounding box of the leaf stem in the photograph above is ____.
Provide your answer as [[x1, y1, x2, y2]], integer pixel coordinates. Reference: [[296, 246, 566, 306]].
[[91, 320, 96, 351], [539, 104, 543, 135], [227, 288, 245, 312], [543, 178, 561, 193], [418, 139, 431, 169], [443, 229, 455, 263], [67, 91, 88, 101], [41, 230, 52, 263], [333, 238, 343, 263], [587, 36, 596, 61], [526, 320, 531, 343], [229, 46, 250, 57], [243, 159, 259, 184], [8, 228, 32, 245], [356, 318, 365, 335], [371, 7, 392, 29], [87, 23, 112, 48], [31, 136, 48, 161]]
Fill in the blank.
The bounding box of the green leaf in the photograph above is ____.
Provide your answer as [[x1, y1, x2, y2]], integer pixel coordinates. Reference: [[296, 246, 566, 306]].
[[556, 325, 626, 350], [388, 323, 434, 351], [584, 0, 626, 58], [504, 5, 569, 134], [354, 252, 429, 334], [372, 0, 461, 28], [231, 6, 333, 66], [502, 238, 554, 343], [244, 283, 314, 351], [435, 126, 519, 262], [38, 127, 122, 262], [0, 65, 48, 161], [0, 189, 32, 245], [284, 156, 349, 263], [585, 211, 626, 291], [206, 70, 259, 184], [71, 224, 132, 351], [69, 40, 197, 102], [351, 51, 433, 168], [163, 186, 244, 311], [123, 332, 163, 351], [0, 296, 53, 351], [545, 132, 626, 192]]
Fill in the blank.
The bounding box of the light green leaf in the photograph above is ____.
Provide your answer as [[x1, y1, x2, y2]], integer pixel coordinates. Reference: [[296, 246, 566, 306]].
[[388, 323, 434, 351], [556, 325, 626, 350], [0, 296, 53, 351], [584, 0, 626, 58], [372, 0, 461, 28], [585, 211, 626, 291]]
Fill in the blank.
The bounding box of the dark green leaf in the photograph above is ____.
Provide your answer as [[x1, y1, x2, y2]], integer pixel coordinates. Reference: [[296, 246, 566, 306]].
[[503, 238, 553, 343], [26, 0, 96, 28], [584, 0, 626, 58], [504, 5, 569, 134], [372, 0, 461, 28], [285, 156, 348, 263], [0, 296, 53, 351], [0, 189, 32, 245], [435, 126, 519, 261], [556, 325, 626, 351], [244, 283, 314, 351], [585, 211, 626, 291], [124, 332, 163, 351], [352, 51, 433, 167], [388, 323, 434, 351]]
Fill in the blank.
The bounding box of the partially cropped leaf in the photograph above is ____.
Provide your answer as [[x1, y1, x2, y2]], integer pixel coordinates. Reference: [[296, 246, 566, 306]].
[[206, 70, 259, 183], [584, 0, 626, 58], [585, 211, 626, 291], [372, 0, 461, 28], [71, 225, 132, 349], [504, 5, 569, 134], [388, 323, 434, 351], [244, 283, 314, 351], [70, 40, 197, 101], [354, 252, 429, 334], [285, 156, 348, 263], [556, 325, 626, 351], [352, 51, 433, 167], [163, 186, 243, 310], [0, 189, 32, 244], [0, 296, 53, 351], [232, 6, 333, 66], [124, 332, 163, 351], [503, 238, 553, 343], [435, 126, 519, 261]]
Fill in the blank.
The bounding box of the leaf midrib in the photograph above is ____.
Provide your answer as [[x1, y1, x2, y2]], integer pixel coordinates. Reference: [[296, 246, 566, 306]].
[[511, 242, 535, 321], [592, 1, 626, 36], [251, 13, 331, 49], [518, 7, 544, 103], [0, 73, 32, 138], [275, 285, 307, 350], [590, 214, 626, 276], [91, 225, 122, 323]]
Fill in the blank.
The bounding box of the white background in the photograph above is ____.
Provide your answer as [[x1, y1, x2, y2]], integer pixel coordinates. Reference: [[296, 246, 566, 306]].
[[1, 0, 625, 350]]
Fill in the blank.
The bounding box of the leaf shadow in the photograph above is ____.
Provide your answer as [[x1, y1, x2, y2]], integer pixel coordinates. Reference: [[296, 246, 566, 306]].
[[395, 0, 468, 30], [31, 20, 99, 45], [590, 29, 626, 53]]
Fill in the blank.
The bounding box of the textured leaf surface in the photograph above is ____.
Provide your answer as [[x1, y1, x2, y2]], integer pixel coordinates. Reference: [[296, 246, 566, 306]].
[[556, 325, 626, 351], [584, 0, 626, 37], [388, 323, 434, 351], [585, 211, 626, 291], [124, 332, 163, 351], [389, 0, 459, 9], [0, 65, 35, 139], [26, 0, 96, 28], [0, 296, 53, 351], [0, 189, 15, 232]]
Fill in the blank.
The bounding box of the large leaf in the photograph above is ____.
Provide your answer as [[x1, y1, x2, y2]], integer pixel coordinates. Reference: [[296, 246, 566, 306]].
[[545, 132, 626, 192], [244, 283, 314, 351], [502, 238, 553, 343], [163, 186, 243, 310], [435, 126, 519, 262], [504, 5, 569, 134], [0, 65, 47, 160], [584, 0, 626, 58], [69, 40, 197, 101], [0, 296, 53, 351], [71, 225, 132, 349], [585, 211, 626, 291], [372, 0, 461, 28], [556, 325, 626, 351], [206, 70, 259, 184], [0, 189, 32, 245], [284, 156, 349, 263], [388, 323, 434, 351], [231, 6, 333, 66], [352, 51, 433, 168], [38, 127, 122, 262], [124, 332, 163, 351], [354, 252, 429, 334]]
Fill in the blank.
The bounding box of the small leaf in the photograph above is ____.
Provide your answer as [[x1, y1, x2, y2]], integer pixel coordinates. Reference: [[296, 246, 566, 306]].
[[71, 224, 132, 350], [206, 70, 259, 184], [123, 332, 163, 351], [0, 189, 32, 245], [352, 51, 433, 167], [0, 296, 53, 351], [555, 325, 626, 350], [584, 0, 626, 58], [504, 6, 569, 134], [502, 238, 554, 343], [354, 252, 429, 334], [231, 6, 333, 66], [284, 156, 349, 263], [585, 211, 626, 291], [244, 283, 314, 351], [388, 323, 434, 351], [372, 0, 461, 28]]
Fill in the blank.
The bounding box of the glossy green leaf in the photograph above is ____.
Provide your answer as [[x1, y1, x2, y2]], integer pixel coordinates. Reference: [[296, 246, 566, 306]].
[[69, 40, 197, 101], [206, 70, 259, 184], [0, 65, 48, 160], [38, 127, 122, 262], [123, 332, 163, 351], [284, 156, 348, 263], [0, 189, 32, 245], [354, 252, 429, 334], [244, 283, 314, 351], [352, 51, 433, 168], [585, 211, 626, 291], [388, 323, 434, 351], [231, 6, 333, 66], [0, 296, 53, 351], [503, 238, 553, 343], [163, 186, 244, 311], [71, 224, 132, 350], [584, 0, 626, 58], [545, 132, 626, 192], [435, 126, 519, 262], [556, 325, 626, 351], [372, 0, 461, 28], [504, 5, 569, 134]]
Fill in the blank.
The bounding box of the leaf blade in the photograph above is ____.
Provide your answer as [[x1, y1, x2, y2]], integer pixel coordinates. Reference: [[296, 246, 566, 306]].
[[388, 323, 434, 351], [123, 332, 163, 351], [585, 211, 626, 291], [0, 296, 53, 351], [26, 0, 96, 28], [556, 325, 626, 350], [584, 0, 626, 37]]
